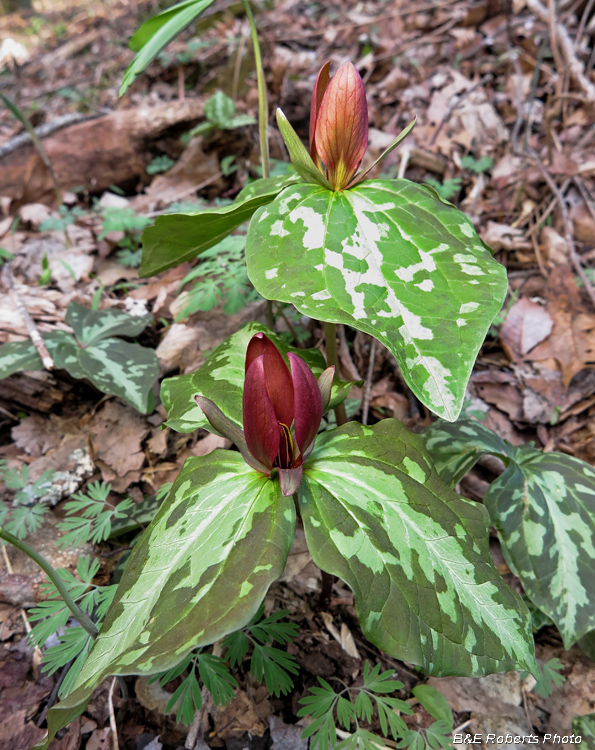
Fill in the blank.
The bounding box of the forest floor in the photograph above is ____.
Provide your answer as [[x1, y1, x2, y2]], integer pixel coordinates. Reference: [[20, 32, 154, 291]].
[[1, 0, 595, 748]]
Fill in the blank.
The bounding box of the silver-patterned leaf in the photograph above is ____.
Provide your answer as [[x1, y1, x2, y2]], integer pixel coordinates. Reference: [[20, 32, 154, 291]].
[[139, 174, 300, 278], [161, 322, 355, 433], [485, 450, 595, 648], [0, 338, 47, 378], [299, 419, 535, 676], [422, 418, 510, 486], [246, 179, 507, 421], [39, 452, 294, 749], [66, 302, 154, 346]]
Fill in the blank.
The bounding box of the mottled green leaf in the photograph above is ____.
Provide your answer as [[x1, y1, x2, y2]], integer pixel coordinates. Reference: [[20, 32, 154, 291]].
[[485, 450, 595, 648], [66, 302, 153, 346], [120, 0, 216, 95], [0, 338, 46, 377], [299, 420, 535, 676], [161, 322, 355, 433], [139, 174, 300, 278], [37, 452, 294, 749], [77, 339, 158, 413], [246, 179, 507, 421], [422, 418, 511, 486]]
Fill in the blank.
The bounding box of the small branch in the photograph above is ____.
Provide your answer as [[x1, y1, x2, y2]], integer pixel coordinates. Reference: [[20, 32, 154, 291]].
[[1, 265, 55, 370], [532, 151, 595, 310], [429, 74, 492, 147], [337, 325, 362, 382], [0, 526, 98, 640], [525, 0, 595, 102], [273, 301, 302, 347], [324, 322, 347, 427], [108, 678, 119, 750], [361, 337, 377, 426]]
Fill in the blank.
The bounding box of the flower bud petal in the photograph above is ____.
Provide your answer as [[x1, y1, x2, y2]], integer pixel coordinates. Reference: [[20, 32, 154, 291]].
[[288, 352, 322, 456], [309, 61, 331, 162], [243, 356, 279, 470], [314, 61, 368, 190], [245, 333, 294, 429]]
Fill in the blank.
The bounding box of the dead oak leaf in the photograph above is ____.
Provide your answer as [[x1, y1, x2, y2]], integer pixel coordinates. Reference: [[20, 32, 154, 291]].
[[526, 265, 595, 387]]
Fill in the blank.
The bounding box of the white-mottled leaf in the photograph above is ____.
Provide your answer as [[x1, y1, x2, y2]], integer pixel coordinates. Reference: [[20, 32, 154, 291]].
[[66, 302, 153, 346], [38, 452, 294, 749], [299, 419, 535, 676], [485, 450, 595, 648], [246, 180, 507, 421]]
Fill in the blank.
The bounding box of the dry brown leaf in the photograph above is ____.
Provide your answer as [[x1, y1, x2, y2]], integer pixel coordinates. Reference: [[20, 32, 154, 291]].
[[527, 265, 595, 387], [499, 297, 553, 358]]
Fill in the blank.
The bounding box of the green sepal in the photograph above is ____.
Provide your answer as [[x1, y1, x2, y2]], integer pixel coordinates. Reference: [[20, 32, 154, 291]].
[[161, 322, 356, 433], [276, 108, 332, 189], [35, 451, 295, 750], [247, 179, 507, 421], [299, 419, 536, 676], [139, 174, 300, 278]]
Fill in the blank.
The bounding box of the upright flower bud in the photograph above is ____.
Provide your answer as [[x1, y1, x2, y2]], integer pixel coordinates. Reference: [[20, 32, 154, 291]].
[[311, 61, 369, 191]]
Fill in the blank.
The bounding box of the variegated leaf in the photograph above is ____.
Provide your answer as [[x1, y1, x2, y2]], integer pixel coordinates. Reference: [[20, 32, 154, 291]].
[[65, 302, 154, 346], [139, 174, 300, 278], [0, 324, 158, 413], [39, 452, 294, 749], [484, 450, 595, 648], [299, 419, 535, 676], [161, 322, 356, 433], [422, 418, 511, 486], [246, 179, 507, 421]]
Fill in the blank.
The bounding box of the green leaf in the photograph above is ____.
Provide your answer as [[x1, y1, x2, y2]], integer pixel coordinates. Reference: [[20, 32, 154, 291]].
[[411, 684, 453, 726], [197, 653, 237, 705], [161, 322, 352, 433], [139, 174, 300, 278], [38, 452, 294, 749], [484, 449, 595, 648], [572, 713, 595, 743], [532, 658, 565, 698], [299, 419, 535, 676], [422, 418, 510, 486], [204, 91, 236, 126], [246, 179, 507, 421], [65, 302, 153, 346], [250, 643, 299, 696], [275, 108, 332, 189], [0, 339, 44, 377], [76, 339, 158, 414], [121, 0, 216, 95]]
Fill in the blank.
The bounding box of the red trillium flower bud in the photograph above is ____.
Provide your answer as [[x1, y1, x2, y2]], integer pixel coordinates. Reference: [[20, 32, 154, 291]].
[[310, 61, 369, 191], [195, 333, 334, 497]]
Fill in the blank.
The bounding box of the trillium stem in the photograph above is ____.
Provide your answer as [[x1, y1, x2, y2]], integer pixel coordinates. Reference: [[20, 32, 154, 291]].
[[324, 322, 347, 426], [0, 526, 98, 640], [241, 0, 270, 179]]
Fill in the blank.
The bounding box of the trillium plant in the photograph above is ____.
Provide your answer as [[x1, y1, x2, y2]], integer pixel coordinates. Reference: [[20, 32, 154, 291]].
[[33, 15, 564, 744]]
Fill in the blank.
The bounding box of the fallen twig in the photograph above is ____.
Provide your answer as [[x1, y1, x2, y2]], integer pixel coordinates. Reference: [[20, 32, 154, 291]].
[[525, 0, 595, 103], [361, 337, 377, 426], [1, 264, 55, 370], [532, 151, 595, 310], [108, 677, 119, 750]]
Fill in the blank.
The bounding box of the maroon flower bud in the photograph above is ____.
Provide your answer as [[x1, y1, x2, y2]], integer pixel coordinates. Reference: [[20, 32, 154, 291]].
[[195, 333, 334, 496]]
